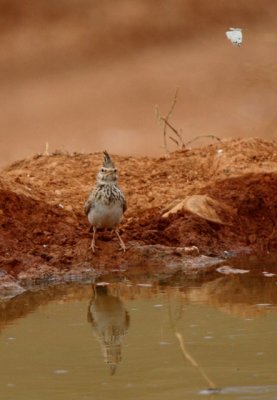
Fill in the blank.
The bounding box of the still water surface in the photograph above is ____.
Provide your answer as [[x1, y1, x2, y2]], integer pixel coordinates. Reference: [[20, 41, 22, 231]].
[[0, 271, 277, 400]]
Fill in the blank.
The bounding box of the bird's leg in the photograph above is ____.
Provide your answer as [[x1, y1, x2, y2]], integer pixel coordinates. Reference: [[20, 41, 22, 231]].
[[115, 228, 126, 252], [91, 226, 98, 253]]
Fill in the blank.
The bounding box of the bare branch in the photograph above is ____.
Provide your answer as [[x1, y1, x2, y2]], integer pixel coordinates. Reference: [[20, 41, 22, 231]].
[[160, 117, 179, 136], [154, 104, 162, 125], [169, 136, 179, 146], [166, 88, 179, 121], [156, 90, 222, 153], [155, 104, 168, 152], [161, 117, 185, 149], [155, 88, 184, 152], [185, 135, 222, 147]]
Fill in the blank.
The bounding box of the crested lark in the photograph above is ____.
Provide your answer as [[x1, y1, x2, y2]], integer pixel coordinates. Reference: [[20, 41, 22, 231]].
[[84, 151, 127, 252]]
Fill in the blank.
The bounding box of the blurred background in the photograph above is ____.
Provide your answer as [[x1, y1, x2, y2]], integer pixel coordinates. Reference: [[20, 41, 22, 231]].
[[0, 0, 276, 167]]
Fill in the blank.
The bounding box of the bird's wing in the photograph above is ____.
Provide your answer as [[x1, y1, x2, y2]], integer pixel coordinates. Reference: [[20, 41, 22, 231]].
[[84, 191, 96, 216], [122, 195, 127, 213]]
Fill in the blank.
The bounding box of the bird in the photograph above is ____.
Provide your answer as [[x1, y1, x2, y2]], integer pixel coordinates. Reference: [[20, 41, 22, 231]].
[[84, 151, 127, 252]]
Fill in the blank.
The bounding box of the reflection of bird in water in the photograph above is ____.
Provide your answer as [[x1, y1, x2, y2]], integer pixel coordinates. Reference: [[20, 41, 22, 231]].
[[87, 284, 130, 375]]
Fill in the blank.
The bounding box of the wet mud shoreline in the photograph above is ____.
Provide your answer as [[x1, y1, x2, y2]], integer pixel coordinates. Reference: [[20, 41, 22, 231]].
[[0, 137, 276, 296]]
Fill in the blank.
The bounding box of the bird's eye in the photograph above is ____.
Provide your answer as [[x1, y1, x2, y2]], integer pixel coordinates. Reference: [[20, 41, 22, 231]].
[[114, 168, 117, 173], [101, 168, 105, 172]]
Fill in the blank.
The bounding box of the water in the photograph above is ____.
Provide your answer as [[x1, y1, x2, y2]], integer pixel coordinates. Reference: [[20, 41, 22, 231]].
[[0, 271, 277, 400]]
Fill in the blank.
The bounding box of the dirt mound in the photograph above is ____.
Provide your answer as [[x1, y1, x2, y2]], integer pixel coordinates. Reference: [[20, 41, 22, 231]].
[[128, 172, 277, 254], [0, 183, 86, 274], [0, 138, 276, 280]]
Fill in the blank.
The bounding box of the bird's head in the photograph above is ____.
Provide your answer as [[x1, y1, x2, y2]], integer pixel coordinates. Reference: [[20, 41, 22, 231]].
[[97, 151, 118, 184]]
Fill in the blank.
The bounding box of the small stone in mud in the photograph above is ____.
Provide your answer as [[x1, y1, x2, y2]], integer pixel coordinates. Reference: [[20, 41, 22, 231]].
[[0, 281, 26, 299]]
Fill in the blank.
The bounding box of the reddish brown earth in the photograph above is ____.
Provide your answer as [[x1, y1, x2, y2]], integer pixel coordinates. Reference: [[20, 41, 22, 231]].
[[0, 137, 276, 285]]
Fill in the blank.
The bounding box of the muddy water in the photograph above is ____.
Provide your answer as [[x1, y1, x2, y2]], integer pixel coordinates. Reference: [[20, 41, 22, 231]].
[[0, 272, 277, 400]]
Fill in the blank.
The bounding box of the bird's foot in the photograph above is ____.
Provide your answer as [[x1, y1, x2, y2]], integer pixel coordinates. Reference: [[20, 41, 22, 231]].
[[119, 242, 126, 252], [115, 228, 126, 253], [90, 241, 99, 253]]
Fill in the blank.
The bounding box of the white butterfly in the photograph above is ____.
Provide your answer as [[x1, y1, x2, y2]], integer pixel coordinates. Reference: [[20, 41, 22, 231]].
[[225, 27, 243, 47]]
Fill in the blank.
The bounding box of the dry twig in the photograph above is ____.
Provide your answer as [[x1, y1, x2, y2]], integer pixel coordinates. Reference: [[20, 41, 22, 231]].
[[156, 91, 221, 152], [185, 135, 221, 147], [155, 89, 185, 152]]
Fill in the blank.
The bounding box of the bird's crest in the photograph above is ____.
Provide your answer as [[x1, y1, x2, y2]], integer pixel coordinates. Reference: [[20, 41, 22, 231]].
[[103, 151, 115, 168]]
